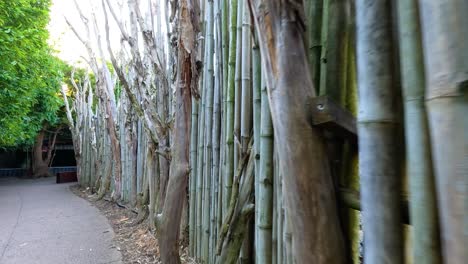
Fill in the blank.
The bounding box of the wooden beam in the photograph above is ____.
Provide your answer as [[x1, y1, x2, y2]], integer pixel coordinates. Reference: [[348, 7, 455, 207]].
[[310, 96, 357, 144], [338, 188, 409, 224]]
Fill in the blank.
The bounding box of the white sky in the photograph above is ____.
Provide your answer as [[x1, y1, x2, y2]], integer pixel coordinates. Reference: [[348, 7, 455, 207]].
[[48, 0, 122, 65], [48, 0, 169, 71], [48, 0, 89, 63]]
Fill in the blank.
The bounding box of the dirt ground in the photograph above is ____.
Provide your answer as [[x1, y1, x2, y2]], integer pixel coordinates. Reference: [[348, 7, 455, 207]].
[[70, 185, 195, 264]]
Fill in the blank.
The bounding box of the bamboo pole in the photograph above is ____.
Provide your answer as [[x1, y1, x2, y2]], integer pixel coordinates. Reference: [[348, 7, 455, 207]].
[[221, 0, 229, 121], [240, 0, 252, 158], [324, 0, 347, 103], [275, 153, 283, 264], [318, 0, 329, 95], [356, 0, 403, 263], [239, 2, 252, 262], [215, 2, 225, 258], [283, 215, 293, 264], [223, 0, 238, 217], [419, 0, 468, 262], [189, 100, 199, 255], [305, 0, 323, 90], [201, 1, 214, 262], [256, 44, 274, 263], [195, 1, 207, 254], [210, 2, 223, 260], [342, 8, 360, 262], [218, 145, 255, 264], [324, 1, 354, 261], [396, 1, 442, 263], [195, 76, 206, 259], [252, 35, 262, 263], [233, 0, 243, 182], [266, 68, 277, 264], [218, 0, 227, 234]]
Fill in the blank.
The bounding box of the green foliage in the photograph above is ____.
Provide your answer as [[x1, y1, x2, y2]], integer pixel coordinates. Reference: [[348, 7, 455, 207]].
[[0, 0, 65, 147]]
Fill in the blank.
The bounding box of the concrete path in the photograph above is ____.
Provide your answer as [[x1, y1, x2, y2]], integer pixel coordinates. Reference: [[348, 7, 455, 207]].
[[0, 177, 122, 264]]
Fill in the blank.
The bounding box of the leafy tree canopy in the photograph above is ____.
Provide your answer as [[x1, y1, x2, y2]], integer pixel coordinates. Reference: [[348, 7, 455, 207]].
[[0, 0, 65, 147]]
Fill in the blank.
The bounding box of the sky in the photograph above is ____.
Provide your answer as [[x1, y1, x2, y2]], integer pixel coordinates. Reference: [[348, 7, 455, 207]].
[[48, 0, 90, 63], [48, 0, 169, 71], [47, 0, 122, 65]]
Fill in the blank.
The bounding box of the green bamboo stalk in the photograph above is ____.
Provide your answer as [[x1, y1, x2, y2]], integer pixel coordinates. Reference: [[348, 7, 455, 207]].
[[284, 216, 293, 264], [305, 0, 323, 90], [240, 0, 251, 156], [356, 0, 403, 262], [318, 0, 329, 95], [266, 66, 277, 264], [201, 1, 214, 262], [189, 100, 199, 256], [222, 0, 229, 123], [252, 35, 262, 263], [223, 0, 238, 217], [396, 1, 442, 263], [419, 1, 468, 262], [233, 0, 243, 181], [218, 145, 255, 264], [195, 2, 208, 255], [343, 11, 360, 262], [323, 1, 352, 261], [195, 80, 206, 259], [239, 3, 252, 262], [256, 45, 273, 264], [324, 0, 347, 103], [272, 188, 277, 264], [210, 2, 223, 261], [218, 0, 227, 234], [276, 155, 283, 264], [216, 4, 226, 258]]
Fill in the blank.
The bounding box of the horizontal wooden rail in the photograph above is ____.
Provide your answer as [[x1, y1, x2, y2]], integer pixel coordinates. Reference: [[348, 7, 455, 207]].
[[310, 96, 409, 224], [310, 96, 357, 144], [338, 187, 410, 224]]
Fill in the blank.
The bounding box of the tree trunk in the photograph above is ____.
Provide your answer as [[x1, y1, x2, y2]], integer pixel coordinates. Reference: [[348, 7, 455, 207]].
[[32, 130, 49, 178], [249, 1, 345, 263], [158, 0, 200, 262], [101, 68, 122, 201], [33, 128, 60, 178]]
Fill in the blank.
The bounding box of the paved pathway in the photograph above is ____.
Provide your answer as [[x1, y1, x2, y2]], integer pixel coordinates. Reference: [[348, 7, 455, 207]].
[[0, 177, 122, 264]]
